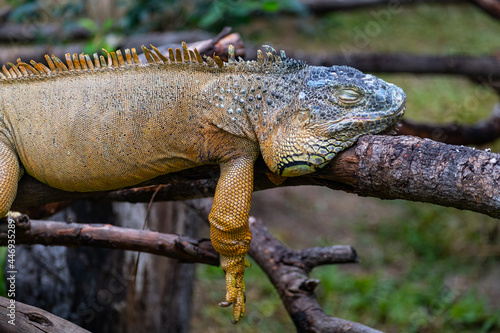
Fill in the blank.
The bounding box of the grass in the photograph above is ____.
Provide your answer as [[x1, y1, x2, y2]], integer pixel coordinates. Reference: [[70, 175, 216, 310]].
[[244, 3, 500, 56], [192, 2, 500, 332]]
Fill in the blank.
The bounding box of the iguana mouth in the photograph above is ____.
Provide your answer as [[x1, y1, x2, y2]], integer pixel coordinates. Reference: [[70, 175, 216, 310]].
[[337, 105, 405, 125]]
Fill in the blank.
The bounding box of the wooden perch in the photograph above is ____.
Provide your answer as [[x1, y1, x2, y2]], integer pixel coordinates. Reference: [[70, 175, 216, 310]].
[[12, 135, 500, 219], [0, 296, 91, 333], [248, 217, 381, 333], [0, 215, 218, 265], [398, 103, 500, 145], [0, 212, 368, 332]]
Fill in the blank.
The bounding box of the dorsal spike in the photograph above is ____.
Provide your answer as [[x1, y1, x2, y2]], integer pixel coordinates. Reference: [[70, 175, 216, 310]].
[[102, 49, 112, 67], [99, 55, 107, 67], [93, 53, 101, 69], [267, 52, 275, 62], [194, 48, 203, 64], [84, 54, 94, 70], [150, 45, 168, 63], [263, 45, 277, 58], [72, 53, 82, 70], [188, 50, 197, 63], [116, 50, 126, 67], [168, 48, 175, 63], [149, 50, 161, 63], [131, 48, 141, 65], [2, 65, 12, 79], [78, 53, 88, 70], [182, 42, 190, 62], [228, 45, 235, 63], [0, 72, 6, 80], [65, 53, 75, 71], [110, 51, 119, 68], [8, 62, 22, 77], [8, 67, 17, 78], [257, 50, 264, 63], [19, 62, 40, 77], [78, 53, 89, 71], [141, 45, 155, 64], [32, 60, 50, 75], [213, 55, 224, 69], [44, 55, 57, 72], [280, 50, 286, 60], [124, 49, 134, 66], [205, 56, 215, 67], [15, 60, 29, 77], [175, 48, 183, 63], [52, 55, 68, 72]]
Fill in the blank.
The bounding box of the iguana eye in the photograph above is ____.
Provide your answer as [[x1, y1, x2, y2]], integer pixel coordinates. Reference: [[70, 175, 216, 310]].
[[338, 88, 362, 104]]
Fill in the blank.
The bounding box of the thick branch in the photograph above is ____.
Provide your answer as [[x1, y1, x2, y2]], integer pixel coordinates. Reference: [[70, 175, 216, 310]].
[[397, 103, 500, 145], [0, 296, 90, 333], [0, 215, 218, 265], [248, 217, 382, 333], [12, 135, 500, 219]]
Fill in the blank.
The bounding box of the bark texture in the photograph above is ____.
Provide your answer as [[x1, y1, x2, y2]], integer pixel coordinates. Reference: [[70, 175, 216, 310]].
[[0, 296, 91, 333], [12, 135, 500, 219], [0, 216, 217, 265], [354, 136, 500, 218], [248, 218, 381, 333]]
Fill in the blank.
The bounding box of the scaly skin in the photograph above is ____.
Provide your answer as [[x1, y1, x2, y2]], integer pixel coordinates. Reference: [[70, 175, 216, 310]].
[[0, 44, 406, 322]]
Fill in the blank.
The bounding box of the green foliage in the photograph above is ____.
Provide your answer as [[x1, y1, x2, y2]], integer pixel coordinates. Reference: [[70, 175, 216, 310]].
[[77, 18, 117, 54], [121, 0, 305, 32], [7, 0, 84, 25], [193, 260, 293, 332]]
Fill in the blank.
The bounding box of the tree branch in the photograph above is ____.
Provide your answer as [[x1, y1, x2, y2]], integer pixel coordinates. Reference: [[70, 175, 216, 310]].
[[397, 103, 500, 145], [12, 135, 500, 219], [1, 211, 371, 332], [248, 217, 382, 333], [0, 215, 218, 265], [0, 296, 91, 333]]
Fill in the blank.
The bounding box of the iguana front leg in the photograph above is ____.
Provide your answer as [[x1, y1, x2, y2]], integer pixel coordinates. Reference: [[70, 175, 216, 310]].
[[209, 154, 255, 322], [0, 140, 20, 217]]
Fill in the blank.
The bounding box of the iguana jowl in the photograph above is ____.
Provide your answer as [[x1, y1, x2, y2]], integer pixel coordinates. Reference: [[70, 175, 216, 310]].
[[0, 43, 406, 322]]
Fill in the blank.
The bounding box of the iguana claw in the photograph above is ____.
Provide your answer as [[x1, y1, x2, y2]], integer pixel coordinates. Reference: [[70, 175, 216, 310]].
[[220, 255, 247, 323]]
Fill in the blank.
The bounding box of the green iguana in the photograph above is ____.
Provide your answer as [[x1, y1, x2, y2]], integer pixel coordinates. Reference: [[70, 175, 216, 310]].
[[0, 42, 405, 322]]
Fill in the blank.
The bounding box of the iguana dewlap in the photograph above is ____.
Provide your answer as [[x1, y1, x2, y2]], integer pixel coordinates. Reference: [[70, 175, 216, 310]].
[[0, 43, 406, 322]]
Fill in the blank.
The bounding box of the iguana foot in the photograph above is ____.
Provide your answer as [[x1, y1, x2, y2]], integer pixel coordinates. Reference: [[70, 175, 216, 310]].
[[218, 255, 251, 323]]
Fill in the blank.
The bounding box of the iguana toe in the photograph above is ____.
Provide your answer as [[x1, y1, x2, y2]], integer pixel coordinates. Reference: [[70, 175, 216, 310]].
[[219, 255, 247, 323]]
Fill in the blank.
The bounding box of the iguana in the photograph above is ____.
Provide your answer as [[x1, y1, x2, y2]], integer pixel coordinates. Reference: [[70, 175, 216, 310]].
[[0, 42, 406, 322]]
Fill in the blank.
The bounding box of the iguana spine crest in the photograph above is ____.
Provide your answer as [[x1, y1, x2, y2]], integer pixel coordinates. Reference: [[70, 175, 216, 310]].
[[0, 42, 305, 82]]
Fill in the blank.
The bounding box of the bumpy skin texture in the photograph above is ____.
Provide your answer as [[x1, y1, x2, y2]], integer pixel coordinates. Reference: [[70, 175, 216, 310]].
[[0, 45, 405, 322]]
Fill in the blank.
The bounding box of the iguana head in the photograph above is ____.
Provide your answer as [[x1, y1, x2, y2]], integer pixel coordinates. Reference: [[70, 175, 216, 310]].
[[261, 65, 406, 177]]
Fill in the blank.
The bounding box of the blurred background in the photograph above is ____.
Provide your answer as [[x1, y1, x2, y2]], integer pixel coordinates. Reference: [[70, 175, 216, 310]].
[[0, 1, 500, 332]]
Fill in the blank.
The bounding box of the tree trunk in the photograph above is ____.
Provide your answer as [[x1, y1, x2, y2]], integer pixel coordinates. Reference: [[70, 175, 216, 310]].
[[7, 199, 209, 332]]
